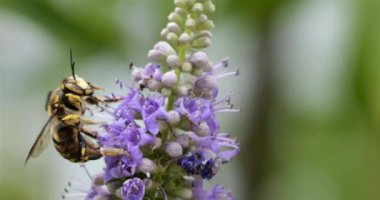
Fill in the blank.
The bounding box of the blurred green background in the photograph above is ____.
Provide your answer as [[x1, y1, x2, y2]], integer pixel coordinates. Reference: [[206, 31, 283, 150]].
[[1, 0, 380, 199]]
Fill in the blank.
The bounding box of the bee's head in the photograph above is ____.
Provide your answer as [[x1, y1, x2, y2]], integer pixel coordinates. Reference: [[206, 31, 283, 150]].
[[61, 75, 96, 96], [60, 49, 103, 96]]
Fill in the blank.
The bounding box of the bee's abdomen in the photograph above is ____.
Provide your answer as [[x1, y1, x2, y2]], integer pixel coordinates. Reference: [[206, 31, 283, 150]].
[[52, 124, 82, 162]]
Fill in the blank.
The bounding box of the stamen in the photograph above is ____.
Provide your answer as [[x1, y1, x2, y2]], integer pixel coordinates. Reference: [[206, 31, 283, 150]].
[[80, 164, 93, 181], [62, 193, 86, 199], [214, 105, 233, 111], [213, 93, 233, 106], [214, 69, 239, 80], [212, 58, 229, 71], [215, 108, 241, 114]]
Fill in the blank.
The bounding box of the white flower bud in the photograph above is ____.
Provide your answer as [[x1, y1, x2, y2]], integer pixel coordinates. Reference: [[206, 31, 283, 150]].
[[167, 54, 181, 68], [165, 141, 183, 157], [176, 134, 190, 148], [192, 67, 204, 76], [115, 189, 123, 199], [174, 0, 186, 8], [138, 158, 157, 174], [182, 176, 196, 186], [199, 20, 215, 30], [168, 12, 183, 24], [185, 0, 196, 7], [159, 120, 169, 132], [162, 70, 178, 88], [203, 61, 213, 72], [152, 137, 162, 149], [193, 76, 217, 97], [131, 68, 144, 82], [143, 178, 153, 189], [185, 18, 196, 29], [190, 51, 209, 67], [192, 121, 209, 136], [182, 62, 193, 72], [203, 1, 216, 13], [161, 87, 172, 97], [192, 37, 211, 48], [160, 28, 169, 38], [173, 85, 189, 96], [147, 79, 162, 92], [175, 188, 193, 199], [167, 22, 182, 34], [175, 7, 186, 16], [148, 49, 166, 63], [194, 30, 213, 40], [154, 41, 175, 55], [179, 32, 192, 45], [197, 14, 208, 23], [107, 181, 123, 194], [167, 110, 181, 125], [166, 32, 178, 43], [192, 3, 204, 13]]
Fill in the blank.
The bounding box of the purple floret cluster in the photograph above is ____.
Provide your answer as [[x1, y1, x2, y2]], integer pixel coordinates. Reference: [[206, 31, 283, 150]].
[[82, 0, 240, 199]]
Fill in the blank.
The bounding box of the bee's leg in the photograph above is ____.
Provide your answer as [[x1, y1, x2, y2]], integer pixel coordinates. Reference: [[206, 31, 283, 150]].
[[85, 95, 123, 106], [80, 117, 102, 125], [87, 82, 104, 90], [100, 147, 130, 157], [80, 127, 98, 139], [79, 134, 102, 161]]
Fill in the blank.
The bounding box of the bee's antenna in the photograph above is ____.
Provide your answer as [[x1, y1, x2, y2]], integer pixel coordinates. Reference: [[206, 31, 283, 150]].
[[70, 48, 76, 81]]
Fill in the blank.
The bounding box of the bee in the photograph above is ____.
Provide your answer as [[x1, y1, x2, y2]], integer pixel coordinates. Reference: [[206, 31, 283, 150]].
[[25, 49, 126, 164]]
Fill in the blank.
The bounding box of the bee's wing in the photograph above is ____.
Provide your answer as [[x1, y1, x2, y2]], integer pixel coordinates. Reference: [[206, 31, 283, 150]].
[[24, 115, 56, 165]]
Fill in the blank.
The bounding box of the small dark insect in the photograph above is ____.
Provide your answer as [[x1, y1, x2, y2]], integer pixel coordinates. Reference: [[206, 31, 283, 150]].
[[25, 49, 127, 165]]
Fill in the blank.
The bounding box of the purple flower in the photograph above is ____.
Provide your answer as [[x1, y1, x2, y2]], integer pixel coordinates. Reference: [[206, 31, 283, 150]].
[[175, 97, 219, 136], [192, 58, 239, 100], [189, 132, 240, 163], [86, 185, 112, 200], [193, 180, 235, 200], [141, 96, 168, 135], [122, 178, 145, 200]]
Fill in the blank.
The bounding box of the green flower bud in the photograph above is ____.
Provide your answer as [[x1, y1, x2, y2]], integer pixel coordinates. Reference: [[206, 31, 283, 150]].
[[161, 87, 172, 97], [198, 20, 215, 30], [192, 36, 211, 48], [192, 3, 204, 13], [197, 14, 208, 23], [174, 0, 187, 8], [182, 62, 193, 72], [160, 28, 169, 38], [166, 32, 178, 43], [168, 12, 183, 24], [175, 188, 193, 199], [185, 18, 196, 30], [203, 0, 216, 13]]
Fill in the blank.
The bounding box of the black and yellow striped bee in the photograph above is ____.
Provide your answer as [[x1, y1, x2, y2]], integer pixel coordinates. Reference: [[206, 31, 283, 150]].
[[25, 50, 126, 164]]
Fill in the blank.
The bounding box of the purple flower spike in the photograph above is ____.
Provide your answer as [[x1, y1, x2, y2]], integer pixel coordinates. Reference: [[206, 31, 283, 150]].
[[122, 178, 145, 200]]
